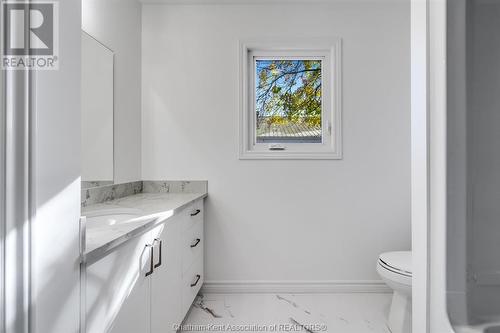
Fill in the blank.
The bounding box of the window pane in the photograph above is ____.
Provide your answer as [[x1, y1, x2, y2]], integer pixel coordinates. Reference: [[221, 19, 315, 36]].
[[255, 59, 322, 144]]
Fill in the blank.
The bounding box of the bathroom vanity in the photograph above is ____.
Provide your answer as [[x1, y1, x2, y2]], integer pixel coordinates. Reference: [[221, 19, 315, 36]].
[[79, 30, 207, 332], [80, 181, 207, 333]]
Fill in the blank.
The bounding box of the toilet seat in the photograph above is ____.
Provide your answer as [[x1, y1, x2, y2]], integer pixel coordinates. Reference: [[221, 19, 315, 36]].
[[377, 251, 412, 287]]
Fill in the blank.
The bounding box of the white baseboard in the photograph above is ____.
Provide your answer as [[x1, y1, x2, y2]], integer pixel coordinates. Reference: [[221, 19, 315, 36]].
[[200, 280, 391, 294]]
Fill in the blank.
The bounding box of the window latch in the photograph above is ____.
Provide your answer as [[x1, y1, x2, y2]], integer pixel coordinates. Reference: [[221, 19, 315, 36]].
[[268, 144, 286, 151]]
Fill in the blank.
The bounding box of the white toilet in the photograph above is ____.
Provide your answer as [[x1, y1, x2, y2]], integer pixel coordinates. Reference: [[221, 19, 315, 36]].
[[377, 251, 412, 333]]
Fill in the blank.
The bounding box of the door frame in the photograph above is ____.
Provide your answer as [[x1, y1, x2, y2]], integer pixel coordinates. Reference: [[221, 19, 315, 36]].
[[0, 13, 35, 333], [412, 0, 457, 332]]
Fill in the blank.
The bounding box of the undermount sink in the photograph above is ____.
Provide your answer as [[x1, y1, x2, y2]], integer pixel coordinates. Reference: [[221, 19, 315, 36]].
[[84, 208, 142, 227]]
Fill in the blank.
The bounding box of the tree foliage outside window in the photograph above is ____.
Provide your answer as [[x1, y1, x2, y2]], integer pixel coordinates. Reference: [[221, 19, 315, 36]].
[[255, 59, 322, 143]]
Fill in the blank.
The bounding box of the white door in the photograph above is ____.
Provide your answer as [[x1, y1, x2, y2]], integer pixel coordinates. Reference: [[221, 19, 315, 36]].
[[85, 231, 152, 333], [151, 218, 183, 333]]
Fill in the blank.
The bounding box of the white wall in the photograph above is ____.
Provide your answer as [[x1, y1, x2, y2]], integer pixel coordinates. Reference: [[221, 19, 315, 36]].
[[142, 2, 411, 284], [82, 0, 142, 183], [31, 0, 82, 332]]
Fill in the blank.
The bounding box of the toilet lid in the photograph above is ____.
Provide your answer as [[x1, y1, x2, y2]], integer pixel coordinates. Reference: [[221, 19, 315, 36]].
[[379, 251, 412, 276]]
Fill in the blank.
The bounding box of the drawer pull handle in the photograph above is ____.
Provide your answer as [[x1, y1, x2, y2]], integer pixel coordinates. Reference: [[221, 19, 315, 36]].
[[145, 245, 154, 277], [190, 274, 201, 287], [190, 238, 201, 248], [191, 209, 201, 217], [154, 238, 162, 268]]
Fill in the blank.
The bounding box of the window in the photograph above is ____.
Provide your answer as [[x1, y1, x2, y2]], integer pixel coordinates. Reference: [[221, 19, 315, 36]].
[[239, 39, 342, 159], [255, 59, 322, 144]]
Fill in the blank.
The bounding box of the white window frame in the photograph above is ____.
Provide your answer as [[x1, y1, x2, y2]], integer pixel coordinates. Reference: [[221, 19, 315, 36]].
[[239, 38, 342, 160]]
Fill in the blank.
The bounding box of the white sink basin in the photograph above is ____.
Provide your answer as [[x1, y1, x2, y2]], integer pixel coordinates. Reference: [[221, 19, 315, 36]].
[[84, 208, 142, 227]]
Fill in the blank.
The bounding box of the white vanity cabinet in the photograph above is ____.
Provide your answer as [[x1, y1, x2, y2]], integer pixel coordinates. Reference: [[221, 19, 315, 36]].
[[83, 198, 204, 333]]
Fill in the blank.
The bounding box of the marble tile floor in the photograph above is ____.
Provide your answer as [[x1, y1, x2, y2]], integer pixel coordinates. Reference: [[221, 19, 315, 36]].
[[181, 293, 392, 333]]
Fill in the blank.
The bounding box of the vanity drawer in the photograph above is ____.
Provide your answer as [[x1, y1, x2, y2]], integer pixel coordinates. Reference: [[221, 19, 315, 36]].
[[182, 199, 203, 232], [181, 256, 204, 316], [182, 219, 203, 273]]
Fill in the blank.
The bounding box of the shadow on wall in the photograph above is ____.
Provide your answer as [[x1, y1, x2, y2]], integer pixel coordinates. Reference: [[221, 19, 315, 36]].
[[9, 178, 154, 333], [4, 178, 80, 333]]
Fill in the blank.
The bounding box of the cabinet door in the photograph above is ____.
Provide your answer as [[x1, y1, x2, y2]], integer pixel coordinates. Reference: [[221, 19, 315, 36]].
[[151, 217, 183, 333], [85, 231, 152, 333]]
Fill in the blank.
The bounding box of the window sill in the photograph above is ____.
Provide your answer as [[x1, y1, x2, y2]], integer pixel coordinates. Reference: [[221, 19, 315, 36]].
[[238, 150, 343, 160]]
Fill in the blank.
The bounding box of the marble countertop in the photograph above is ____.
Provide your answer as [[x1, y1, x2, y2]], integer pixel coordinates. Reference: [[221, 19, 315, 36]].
[[82, 192, 207, 265]]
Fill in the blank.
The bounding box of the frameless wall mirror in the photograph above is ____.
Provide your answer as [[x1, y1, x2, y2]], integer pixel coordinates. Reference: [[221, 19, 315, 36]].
[[81, 31, 114, 189]]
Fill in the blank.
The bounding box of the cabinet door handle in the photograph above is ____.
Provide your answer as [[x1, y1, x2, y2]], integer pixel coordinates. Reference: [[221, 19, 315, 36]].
[[190, 274, 201, 287], [154, 238, 162, 268], [190, 209, 201, 217], [190, 238, 201, 248], [145, 245, 154, 277]]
